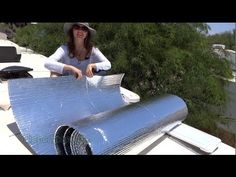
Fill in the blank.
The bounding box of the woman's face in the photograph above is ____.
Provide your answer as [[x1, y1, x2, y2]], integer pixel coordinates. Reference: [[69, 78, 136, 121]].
[[72, 24, 89, 40]]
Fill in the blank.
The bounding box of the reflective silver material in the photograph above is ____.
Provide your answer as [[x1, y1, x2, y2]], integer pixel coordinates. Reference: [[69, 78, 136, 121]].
[[55, 94, 188, 155], [8, 74, 127, 154]]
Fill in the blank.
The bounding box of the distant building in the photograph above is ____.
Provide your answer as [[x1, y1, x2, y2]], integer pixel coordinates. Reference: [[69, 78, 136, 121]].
[[212, 44, 236, 71], [212, 44, 225, 50], [0, 23, 29, 40], [0, 32, 7, 40]]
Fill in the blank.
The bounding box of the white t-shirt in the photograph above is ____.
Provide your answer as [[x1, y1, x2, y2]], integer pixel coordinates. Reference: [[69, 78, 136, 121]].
[[44, 45, 111, 75]]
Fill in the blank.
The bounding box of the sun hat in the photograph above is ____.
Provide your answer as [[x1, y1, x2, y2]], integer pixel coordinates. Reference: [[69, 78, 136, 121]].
[[63, 22, 96, 37]]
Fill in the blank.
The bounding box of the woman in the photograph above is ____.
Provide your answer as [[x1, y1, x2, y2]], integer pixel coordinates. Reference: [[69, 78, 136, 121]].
[[44, 22, 111, 79]]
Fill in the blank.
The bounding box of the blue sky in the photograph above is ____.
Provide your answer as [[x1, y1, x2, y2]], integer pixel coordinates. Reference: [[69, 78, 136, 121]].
[[207, 23, 235, 35]]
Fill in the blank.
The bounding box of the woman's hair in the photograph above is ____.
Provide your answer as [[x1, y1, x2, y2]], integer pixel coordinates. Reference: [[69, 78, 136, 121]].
[[67, 26, 93, 58]]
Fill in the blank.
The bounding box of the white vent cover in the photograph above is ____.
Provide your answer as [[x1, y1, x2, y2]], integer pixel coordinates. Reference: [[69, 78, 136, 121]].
[[165, 123, 221, 153]]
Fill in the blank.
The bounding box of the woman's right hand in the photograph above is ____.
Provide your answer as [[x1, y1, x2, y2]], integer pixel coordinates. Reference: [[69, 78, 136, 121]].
[[64, 65, 83, 79], [71, 67, 83, 80]]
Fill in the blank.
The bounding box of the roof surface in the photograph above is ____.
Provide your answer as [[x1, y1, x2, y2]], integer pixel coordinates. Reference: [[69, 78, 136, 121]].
[[0, 39, 235, 155]]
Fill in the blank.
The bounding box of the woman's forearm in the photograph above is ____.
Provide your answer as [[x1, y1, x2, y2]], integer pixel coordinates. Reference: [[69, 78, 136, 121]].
[[63, 64, 74, 72]]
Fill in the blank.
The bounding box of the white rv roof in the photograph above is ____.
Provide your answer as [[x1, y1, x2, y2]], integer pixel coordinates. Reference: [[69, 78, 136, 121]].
[[0, 108, 235, 155], [212, 44, 226, 49]]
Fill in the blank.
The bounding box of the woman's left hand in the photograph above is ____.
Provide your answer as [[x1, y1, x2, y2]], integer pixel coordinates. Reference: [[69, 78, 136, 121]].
[[86, 63, 96, 78]]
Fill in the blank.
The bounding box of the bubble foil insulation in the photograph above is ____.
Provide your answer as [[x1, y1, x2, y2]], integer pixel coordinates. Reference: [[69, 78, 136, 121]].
[[8, 74, 127, 154], [55, 94, 188, 155]]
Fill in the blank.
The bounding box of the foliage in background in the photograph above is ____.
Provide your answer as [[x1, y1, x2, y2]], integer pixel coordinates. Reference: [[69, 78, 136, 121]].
[[94, 23, 233, 133], [12, 23, 233, 134], [13, 23, 65, 57], [207, 29, 236, 50]]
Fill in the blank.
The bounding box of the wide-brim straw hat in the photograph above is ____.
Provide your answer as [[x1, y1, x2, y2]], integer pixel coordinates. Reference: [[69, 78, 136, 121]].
[[63, 22, 96, 37]]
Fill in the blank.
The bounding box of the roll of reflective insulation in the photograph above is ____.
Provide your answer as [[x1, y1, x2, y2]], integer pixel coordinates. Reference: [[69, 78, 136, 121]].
[[55, 94, 188, 155]]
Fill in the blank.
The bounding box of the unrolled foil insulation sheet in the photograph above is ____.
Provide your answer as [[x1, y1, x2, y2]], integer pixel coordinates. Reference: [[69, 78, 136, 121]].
[[8, 74, 127, 154]]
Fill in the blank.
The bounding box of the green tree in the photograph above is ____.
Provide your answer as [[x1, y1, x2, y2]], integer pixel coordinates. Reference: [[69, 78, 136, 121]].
[[13, 23, 65, 56], [94, 23, 233, 132], [207, 30, 235, 50]]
